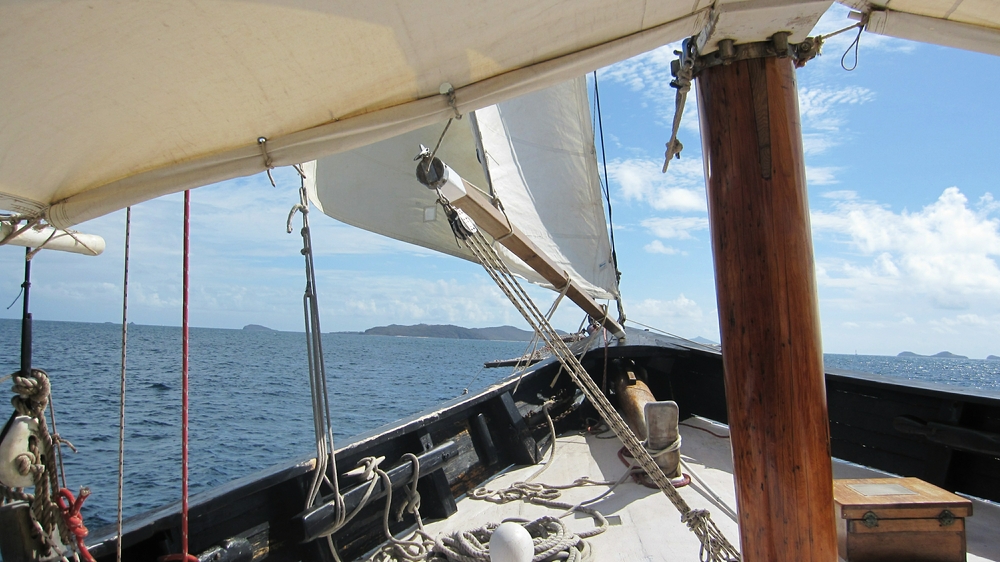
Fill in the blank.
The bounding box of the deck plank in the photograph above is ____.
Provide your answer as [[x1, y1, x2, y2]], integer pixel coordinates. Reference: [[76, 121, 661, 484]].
[[419, 417, 998, 561]]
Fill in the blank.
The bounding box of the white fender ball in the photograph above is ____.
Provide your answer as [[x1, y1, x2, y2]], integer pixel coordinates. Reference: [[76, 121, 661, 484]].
[[489, 521, 533, 562]]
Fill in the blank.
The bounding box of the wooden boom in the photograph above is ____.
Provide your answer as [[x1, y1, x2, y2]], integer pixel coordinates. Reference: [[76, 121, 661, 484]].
[[448, 179, 626, 340]]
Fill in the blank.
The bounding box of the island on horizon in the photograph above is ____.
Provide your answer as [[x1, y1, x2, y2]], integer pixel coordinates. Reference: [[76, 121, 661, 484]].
[[242, 324, 274, 332], [362, 323, 565, 342], [897, 350, 969, 359]]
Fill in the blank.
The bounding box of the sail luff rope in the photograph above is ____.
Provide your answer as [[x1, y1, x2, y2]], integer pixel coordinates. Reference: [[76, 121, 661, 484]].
[[592, 71, 621, 291], [117, 206, 131, 562], [443, 202, 740, 562]]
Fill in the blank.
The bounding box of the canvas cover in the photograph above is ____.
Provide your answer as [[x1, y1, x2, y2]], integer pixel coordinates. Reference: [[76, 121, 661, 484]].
[[1, 1, 994, 228]]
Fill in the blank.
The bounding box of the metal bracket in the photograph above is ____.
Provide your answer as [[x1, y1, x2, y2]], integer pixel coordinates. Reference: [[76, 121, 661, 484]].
[[938, 510, 956, 527], [679, 32, 823, 80]]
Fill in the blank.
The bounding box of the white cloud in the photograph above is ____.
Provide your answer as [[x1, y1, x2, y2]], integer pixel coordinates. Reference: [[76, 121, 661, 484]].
[[813, 187, 1000, 302], [641, 217, 709, 240], [798, 86, 875, 132], [806, 166, 840, 185], [608, 158, 706, 212], [822, 190, 858, 200], [635, 294, 703, 319], [802, 133, 837, 156], [644, 240, 681, 255]]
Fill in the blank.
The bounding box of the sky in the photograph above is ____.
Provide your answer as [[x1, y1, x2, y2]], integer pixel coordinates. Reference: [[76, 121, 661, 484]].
[[2, 5, 999, 358]]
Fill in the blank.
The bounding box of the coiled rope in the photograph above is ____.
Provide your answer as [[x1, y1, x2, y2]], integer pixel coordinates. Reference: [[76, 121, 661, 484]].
[[5, 368, 91, 561], [436, 196, 740, 562]]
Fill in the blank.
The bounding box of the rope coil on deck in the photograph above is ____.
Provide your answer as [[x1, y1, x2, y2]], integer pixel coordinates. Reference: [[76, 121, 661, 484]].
[[432, 516, 594, 562]]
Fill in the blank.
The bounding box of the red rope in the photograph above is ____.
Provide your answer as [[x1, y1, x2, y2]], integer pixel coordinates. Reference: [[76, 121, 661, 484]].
[[160, 191, 197, 562], [56, 487, 95, 562], [181, 190, 191, 560]]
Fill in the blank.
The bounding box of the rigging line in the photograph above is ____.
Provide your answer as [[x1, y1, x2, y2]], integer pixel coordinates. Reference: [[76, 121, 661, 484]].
[[6, 286, 24, 309], [0, 216, 42, 246], [292, 170, 345, 540], [592, 71, 620, 285], [25, 226, 59, 261], [841, 23, 864, 71], [512, 281, 575, 395], [425, 118, 454, 173], [624, 318, 713, 349], [456, 224, 739, 561], [181, 190, 192, 561], [116, 206, 132, 562], [48, 393, 68, 490]]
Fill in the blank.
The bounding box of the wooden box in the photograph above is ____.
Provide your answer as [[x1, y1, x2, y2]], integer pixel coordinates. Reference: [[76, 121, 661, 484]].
[[834, 477, 973, 562]]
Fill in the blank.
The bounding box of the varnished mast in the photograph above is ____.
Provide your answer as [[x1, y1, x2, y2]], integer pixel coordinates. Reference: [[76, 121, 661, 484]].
[[695, 39, 837, 560]]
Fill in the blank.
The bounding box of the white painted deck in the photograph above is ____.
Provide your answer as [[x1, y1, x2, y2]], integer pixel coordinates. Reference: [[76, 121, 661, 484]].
[[421, 417, 1000, 561]]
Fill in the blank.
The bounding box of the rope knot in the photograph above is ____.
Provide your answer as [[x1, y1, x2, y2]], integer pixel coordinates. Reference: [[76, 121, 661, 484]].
[[10, 369, 51, 416], [15, 452, 44, 476], [682, 508, 709, 524], [56, 487, 96, 562]]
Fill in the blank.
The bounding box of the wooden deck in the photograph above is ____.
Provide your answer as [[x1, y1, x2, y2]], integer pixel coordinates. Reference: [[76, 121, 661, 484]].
[[421, 416, 1000, 561]]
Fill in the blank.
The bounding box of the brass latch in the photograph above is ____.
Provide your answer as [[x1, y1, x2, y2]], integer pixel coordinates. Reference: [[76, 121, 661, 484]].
[[862, 511, 879, 528]]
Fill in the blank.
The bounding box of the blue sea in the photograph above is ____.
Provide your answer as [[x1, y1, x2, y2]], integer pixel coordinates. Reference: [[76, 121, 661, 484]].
[[1, 319, 998, 536], [0, 319, 525, 531]]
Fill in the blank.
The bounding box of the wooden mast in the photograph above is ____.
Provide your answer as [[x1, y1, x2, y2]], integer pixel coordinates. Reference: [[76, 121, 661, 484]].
[[696, 49, 836, 559]]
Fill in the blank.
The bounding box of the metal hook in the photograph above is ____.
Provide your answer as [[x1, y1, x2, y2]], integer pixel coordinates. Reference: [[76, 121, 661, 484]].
[[258, 137, 276, 187]]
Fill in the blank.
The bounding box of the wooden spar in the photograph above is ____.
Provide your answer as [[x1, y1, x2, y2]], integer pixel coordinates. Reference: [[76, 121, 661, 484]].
[[448, 182, 627, 339], [696, 54, 836, 559]]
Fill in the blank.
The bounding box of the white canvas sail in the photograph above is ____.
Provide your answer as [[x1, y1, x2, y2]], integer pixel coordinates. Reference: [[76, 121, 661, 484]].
[[307, 78, 619, 300]]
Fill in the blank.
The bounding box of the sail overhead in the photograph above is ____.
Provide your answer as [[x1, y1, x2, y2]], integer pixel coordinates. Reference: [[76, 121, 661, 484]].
[[841, 1, 1000, 57], [308, 78, 619, 300], [4, 1, 995, 228], [0, 0, 834, 229], [476, 78, 620, 299]]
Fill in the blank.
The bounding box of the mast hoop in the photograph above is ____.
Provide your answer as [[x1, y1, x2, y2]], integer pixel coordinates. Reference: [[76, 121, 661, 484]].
[[684, 32, 824, 78]]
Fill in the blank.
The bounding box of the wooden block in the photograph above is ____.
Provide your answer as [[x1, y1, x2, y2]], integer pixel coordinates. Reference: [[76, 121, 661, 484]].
[[834, 477, 972, 562]]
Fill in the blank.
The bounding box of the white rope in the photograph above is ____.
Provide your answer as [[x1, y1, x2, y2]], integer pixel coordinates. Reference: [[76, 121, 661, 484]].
[[661, 43, 695, 174], [440, 201, 740, 562], [116, 206, 132, 562]]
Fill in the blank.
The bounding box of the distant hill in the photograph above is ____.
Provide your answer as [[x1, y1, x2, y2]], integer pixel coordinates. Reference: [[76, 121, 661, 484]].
[[690, 336, 719, 346], [243, 324, 274, 332], [364, 324, 550, 342], [988, 355, 1000, 361], [897, 350, 968, 359]]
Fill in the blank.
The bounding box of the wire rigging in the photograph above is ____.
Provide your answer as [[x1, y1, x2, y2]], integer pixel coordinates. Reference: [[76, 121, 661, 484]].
[[592, 71, 619, 285]]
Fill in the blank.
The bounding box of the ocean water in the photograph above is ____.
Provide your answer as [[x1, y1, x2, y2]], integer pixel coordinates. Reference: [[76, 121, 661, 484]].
[[824, 353, 1000, 393], [1, 319, 998, 537], [0, 319, 525, 530]]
